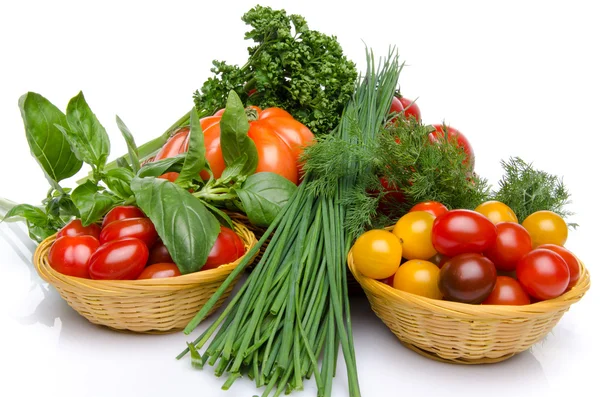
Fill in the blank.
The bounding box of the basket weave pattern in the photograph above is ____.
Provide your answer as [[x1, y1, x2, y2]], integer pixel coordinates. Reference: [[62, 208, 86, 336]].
[[348, 251, 591, 364], [34, 222, 258, 334]]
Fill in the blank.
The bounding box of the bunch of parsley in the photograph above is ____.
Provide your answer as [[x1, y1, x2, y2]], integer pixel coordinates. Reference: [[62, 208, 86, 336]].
[[193, 5, 358, 134]]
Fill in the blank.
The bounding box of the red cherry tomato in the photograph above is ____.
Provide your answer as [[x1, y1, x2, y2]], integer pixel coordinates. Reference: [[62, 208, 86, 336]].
[[429, 124, 474, 169], [57, 219, 101, 240], [99, 217, 158, 248], [48, 235, 100, 278], [388, 96, 404, 124], [516, 248, 570, 300], [482, 276, 531, 305], [88, 238, 149, 280], [484, 222, 532, 272], [398, 97, 421, 122], [438, 253, 497, 304], [537, 244, 581, 289], [431, 209, 497, 257], [147, 240, 173, 266], [203, 226, 246, 271], [102, 206, 146, 229], [137, 263, 181, 279], [409, 201, 449, 218]]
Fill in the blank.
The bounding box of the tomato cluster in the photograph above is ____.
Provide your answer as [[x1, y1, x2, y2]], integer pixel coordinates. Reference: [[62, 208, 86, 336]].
[[351, 200, 579, 305], [154, 106, 314, 185], [48, 206, 245, 280]]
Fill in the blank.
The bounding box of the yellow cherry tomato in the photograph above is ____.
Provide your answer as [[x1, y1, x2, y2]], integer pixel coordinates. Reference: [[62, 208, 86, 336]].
[[392, 211, 437, 260], [474, 200, 518, 224], [393, 260, 443, 299], [352, 229, 402, 279], [522, 210, 568, 248]]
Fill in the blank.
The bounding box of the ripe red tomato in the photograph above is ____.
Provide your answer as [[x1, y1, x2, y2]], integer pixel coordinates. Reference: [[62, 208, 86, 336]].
[[99, 217, 158, 248], [398, 97, 421, 122], [482, 276, 531, 305], [409, 201, 449, 218], [537, 244, 581, 289], [203, 226, 246, 271], [102, 206, 146, 228], [57, 219, 101, 240], [258, 108, 293, 119], [438, 253, 497, 304], [48, 235, 100, 278], [516, 248, 570, 300], [431, 209, 497, 257], [389, 96, 404, 124], [147, 240, 173, 266], [137, 263, 181, 279], [484, 222, 532, 272], [428, 124, 474, 169], [88, 238, 149, 280], [247, 123, 298, 184]]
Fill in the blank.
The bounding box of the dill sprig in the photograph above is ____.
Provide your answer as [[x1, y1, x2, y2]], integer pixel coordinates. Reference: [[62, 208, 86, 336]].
[[493, 157, 576, 227]]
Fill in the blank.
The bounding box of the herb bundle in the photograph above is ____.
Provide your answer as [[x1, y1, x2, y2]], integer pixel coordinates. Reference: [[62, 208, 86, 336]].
[[178, 49, 402, 397]]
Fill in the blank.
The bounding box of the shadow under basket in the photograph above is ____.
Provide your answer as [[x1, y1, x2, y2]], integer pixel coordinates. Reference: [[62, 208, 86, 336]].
[[347, 251, 591, 364], [33, 222, 258, 334]]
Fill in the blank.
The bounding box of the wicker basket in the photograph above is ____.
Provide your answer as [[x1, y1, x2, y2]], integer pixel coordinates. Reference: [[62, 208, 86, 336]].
[[347, 250, 591, 364], [33, 222, 258, 334]]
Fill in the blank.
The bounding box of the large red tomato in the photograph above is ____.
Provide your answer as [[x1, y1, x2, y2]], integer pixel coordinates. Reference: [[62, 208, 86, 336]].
[[48, 235, 100, 278], [88, 238, 149, 280], [398, 97, 421, 122], [429, 124, 474, 169], [431, 209, 497, 257]]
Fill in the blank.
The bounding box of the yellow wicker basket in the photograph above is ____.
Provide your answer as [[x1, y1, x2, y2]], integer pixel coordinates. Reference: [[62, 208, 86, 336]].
[[348, 250, 591, 364], [33, 222, 258, 334]]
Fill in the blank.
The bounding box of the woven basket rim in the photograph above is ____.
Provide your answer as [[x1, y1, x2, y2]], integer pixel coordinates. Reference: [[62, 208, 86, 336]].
[[348, 250, 591, 318], [34, 220, 258, 291]]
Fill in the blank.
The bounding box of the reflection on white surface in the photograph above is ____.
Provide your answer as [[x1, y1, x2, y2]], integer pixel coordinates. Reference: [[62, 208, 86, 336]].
[[1, 221, 597, 397]]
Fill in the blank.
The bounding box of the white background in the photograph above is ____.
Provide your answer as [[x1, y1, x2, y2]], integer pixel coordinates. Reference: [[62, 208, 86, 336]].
[[1, 0, 598, 396]]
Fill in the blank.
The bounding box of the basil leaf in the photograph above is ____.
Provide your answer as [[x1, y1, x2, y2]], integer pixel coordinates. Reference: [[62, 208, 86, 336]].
[[1, 203, 56, 243], [71, 181, 118, 226], [220, 154, 248, 182], [104, 168, 135, 199], [137, 154, 186, 178], [116, 115, 140, 173], [220, 91, 258, 177], [116, 157, 133, 171], [235, 172, 297, 227], [44, 194, 79, 219], [18, 92, 83, 184], [176, 107, 206, 187], [201, 201, 234, 230], [59, 91, 111, 170], [131, 177, 220, 274]]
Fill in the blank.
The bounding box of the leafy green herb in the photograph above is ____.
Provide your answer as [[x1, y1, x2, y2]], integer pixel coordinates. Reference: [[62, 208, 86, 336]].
[[236, 172, 297, 227], [116, 115, 141, 173], [58, 91, 111, 174], [18, 92, 83, 187], [193, 5, 357, 135], [103, 168, 135, 199], [137, 154, 186, 178], [219, 91, 258, 177], [131, 177, 220, 274], [71, 181, 119, 226], [175, 107, 206, 188], [493, 157, 575, 226], [1, 203, 58, 242]]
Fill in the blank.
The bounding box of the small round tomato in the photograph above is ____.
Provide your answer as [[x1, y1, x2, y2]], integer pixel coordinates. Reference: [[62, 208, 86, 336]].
[[474, 201, 518, 224], [482, 276, 531, 305], [388, 96, 405, 124], [522, 210, 568, 248], [203, 226, 246, 271], [431, 209, 497, 257], [398, 97, 422, 122], [102, 205, 146, 228], [351, 229, 402, 279], [392, 211, 437, 260], [428, 124, 474, 169], [48, 235, 100, 278], [484, 222, 532, 272], [428, 253, 450, 268], [153, 128, 189, 161], [516, 248, 570, 300], [393, 260, 442, 299], [537, 244, 580, 289], [88, 238, 149, 280], [409, 201, 448, 218], [137, 263, 181, 279], [57, 219, 101, 240], [438, 253, 497, 304], [99, 217, 158, 248], [147, 240, 173, 266]]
